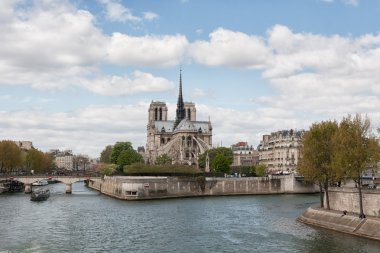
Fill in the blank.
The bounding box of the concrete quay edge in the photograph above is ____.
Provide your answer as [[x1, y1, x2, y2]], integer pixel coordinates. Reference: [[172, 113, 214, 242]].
[[297, 207, 380, 241]]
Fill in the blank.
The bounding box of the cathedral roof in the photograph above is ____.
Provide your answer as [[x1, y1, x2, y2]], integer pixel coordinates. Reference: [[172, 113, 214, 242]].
[[174, 118, 197, 132], [153, 120, 212, 134], [154, 121, 175, 133]]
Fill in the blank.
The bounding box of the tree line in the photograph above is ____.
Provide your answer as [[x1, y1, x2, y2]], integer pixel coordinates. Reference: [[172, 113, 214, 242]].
[[0, 140, 54, 175], [99, 142, 266, 176], [298, 114, 380, 218]]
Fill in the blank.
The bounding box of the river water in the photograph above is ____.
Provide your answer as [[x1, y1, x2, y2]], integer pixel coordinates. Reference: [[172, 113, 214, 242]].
[[0, 183, 379, 253]]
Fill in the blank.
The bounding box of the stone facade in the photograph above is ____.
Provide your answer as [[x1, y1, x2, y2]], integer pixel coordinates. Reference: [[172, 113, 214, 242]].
[[14, 141, 33, 151], [146, 71, 212, 165], [258, 129, 305, 174], [231, 142, 259, 167], [51, 150, 74, 170]]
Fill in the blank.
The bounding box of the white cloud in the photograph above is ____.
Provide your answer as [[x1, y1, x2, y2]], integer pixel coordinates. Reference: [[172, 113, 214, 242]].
[[98, 0, 141, 22], [190, 25, 380, 125], [81, 71, 174, 96], [188, 28, 271, 68], [143, 11, 159, 21], [98, 0, 159, 23], [321, 0, 359, 5], [107, 33, 188, 67], [0, 104, 149, 157], [0, 102, 314, 156], [342, 0, 358, 6], [191, 88, 207, 97], [196, 29, 203, 35], [0, 0, 185, 94]]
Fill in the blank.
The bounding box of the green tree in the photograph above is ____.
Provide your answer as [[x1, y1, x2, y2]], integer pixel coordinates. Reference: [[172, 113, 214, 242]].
[[332, 114, 380, 218], [198, 147, 233, 172], [117, 149, 144, 168], [25, 149, 54, 174], [212, 154, 231, 173], [0, 140, 22, 174], [100, 145, 113, 164], [298, 120, 338, 209], [255, 164, 267, 177], [98, 163, 117, 176], [155, 154, 172, 165], [110, 142, 134, 164]]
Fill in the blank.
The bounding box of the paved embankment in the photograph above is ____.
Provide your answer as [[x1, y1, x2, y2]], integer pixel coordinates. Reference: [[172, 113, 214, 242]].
[[298, 207, 380, 241]]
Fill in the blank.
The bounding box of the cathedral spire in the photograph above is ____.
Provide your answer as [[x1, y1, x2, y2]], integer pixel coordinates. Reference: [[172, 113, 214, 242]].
[[174, 67, 186, 129]]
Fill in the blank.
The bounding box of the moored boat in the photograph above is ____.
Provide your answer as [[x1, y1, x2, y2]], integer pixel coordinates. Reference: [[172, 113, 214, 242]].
[[32, 180, 49, 186], [30, 188, 50, 201]]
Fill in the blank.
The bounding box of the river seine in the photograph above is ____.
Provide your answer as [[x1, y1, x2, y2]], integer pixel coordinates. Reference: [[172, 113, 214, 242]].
[[1, 182, 379, 253]]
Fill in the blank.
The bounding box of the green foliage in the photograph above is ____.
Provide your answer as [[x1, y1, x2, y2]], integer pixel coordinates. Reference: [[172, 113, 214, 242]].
[[198, 147, 233, 173], [212, 154, 231, 173], [331, 114, 380, 216], [155, 154, 172, 165], [98, 163, 117, 176], [0, 140, 22, 173], [298, 120, 339, 184], [25, 148, 53, 174], [100, 145, 113, 164], [123, 163, 200, 174], [298, 120, 338, 209], [235, 166, 255, 174], [117, 149, 144, 168], [110, 142, 133, 164], [107, 141, 143, 171], [332, 114, 380, 180], [255, 164, 267, 177]]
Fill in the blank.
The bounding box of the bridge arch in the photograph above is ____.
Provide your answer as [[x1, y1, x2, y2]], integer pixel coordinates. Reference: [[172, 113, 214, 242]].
[[0, 176, 101, 194]]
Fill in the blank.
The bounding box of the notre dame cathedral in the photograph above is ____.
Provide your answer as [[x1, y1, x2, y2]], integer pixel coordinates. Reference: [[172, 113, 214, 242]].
[[146, 70, 212, 165]]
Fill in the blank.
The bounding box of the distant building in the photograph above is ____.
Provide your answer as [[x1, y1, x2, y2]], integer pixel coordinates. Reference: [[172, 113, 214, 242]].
[[146, 70, 212, 165], [231, 142, 259, 167], [14, 141, 33, 151], [258, 129, 305, 174], [137, 146, 145, 153], [50, 150, 74, 170]]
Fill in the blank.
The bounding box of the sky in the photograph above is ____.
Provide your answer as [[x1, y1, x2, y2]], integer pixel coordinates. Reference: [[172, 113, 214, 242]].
[[1, 0, 380, 157]]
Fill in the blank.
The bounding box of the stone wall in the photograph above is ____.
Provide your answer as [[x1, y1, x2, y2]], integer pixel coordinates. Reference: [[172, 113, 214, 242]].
[[88, 179, 102, 191], [325, 187, 380, 217], [88, 175, 317, 200], [298, 207, 380, 241]]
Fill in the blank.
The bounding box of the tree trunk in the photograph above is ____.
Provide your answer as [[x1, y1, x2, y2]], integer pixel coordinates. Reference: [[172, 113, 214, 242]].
[[358, 174, 365, 218], [324, 180, 330, 210], [319, 182, 324, 208]]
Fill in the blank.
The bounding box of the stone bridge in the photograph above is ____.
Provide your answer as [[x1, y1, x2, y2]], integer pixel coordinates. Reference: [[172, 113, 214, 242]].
[[0, 175, 102, 194]]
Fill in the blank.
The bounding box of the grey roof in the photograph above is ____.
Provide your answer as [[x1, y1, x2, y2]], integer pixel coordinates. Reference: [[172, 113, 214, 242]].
[[154, 121, 175, 133], [154, 119, 211, 134], [175, 119, 197, 132]]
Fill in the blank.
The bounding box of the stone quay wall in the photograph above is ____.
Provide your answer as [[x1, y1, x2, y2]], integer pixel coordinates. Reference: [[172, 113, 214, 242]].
[[88, 175, 318, 200], [325, 187, 380, 217], [298, 207, 380, 241]]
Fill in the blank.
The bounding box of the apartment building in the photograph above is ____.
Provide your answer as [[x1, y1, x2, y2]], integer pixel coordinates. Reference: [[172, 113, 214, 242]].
[[258, 129, 305, 174]]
